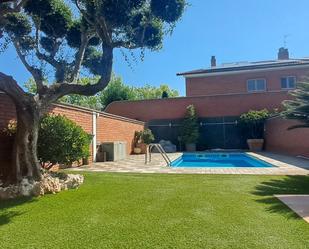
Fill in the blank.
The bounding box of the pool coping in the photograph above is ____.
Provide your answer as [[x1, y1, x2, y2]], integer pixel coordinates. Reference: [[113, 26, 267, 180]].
[[71, 152, 309, 175]]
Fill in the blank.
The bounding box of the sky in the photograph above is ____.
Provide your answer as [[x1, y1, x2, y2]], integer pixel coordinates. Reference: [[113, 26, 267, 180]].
[[1, 0, 309, 96]]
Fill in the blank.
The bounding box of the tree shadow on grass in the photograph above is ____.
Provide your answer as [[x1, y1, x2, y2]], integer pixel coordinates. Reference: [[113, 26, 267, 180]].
[[252, 176, 309, 219], [0, 197, 35, 226]]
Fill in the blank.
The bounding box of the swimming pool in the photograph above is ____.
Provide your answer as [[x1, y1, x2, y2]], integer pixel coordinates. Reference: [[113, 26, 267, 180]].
[[171, 153, 274, 168]]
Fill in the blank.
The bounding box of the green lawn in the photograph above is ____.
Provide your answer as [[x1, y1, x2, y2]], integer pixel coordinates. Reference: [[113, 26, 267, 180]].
[[1, 173, 309, 249]]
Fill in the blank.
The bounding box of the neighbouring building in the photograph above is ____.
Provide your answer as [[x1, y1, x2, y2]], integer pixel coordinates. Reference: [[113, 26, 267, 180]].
[[106, 48, 309, 157]]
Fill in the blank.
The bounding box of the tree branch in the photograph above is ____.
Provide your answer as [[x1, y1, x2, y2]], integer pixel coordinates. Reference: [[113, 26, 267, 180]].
[[0, 0, 28, 13], [75, 0, 112, 45], [44, 45, 114, 104], [13, 40, 46, 94], [33, 21, 63, 71], [112, 40, 140, 49], [74, 0, 95, 26], [69, 32, 89, 83], [0, 71, 27, 104]]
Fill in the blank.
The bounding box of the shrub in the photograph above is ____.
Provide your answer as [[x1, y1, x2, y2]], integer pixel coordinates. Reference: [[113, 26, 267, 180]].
[[180, 105, 200, 144], [38, 115, 91, 168], [2, 119, 17, 136], [140, 129, 155, 145], [239, 109, 269, 139]]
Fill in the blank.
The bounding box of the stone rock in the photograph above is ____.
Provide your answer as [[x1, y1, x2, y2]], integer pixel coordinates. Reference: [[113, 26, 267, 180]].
[[0, 173, 84, 200], [19, 178, 35, 197], [40, 174, 61, 194], [0, 185, 18, 199], [62, 174, 84, 189], [31, 182, 42, 197]]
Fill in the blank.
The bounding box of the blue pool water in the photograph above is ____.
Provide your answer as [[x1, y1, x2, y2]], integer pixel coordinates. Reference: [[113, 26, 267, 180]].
[[171, 153, 273, 168]]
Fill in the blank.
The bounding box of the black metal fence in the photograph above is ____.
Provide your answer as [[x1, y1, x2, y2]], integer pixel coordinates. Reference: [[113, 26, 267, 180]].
[[148, 116, 248, 151]]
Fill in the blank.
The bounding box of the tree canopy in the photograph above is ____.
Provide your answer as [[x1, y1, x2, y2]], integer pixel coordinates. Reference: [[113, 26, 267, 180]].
[[100, 81, 179, 107], [24, 76, 180, 109], [1, 0, 186, 100], [0, 0, 186, 183], [282, 81, 309, 129]]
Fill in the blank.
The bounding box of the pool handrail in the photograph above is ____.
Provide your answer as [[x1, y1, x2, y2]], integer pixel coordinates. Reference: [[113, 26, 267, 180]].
[[145, 144, 171, 166]]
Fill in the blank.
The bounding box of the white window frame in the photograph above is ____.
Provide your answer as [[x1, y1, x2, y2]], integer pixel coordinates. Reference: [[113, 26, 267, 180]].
[[281, 76, 296, 90], [247, 78, 267, 92]]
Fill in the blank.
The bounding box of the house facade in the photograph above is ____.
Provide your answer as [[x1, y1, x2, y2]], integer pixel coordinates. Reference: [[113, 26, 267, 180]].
[[105, 48, 309, 156], [183, 63, 309, 97], [183, 48, 309, 97]]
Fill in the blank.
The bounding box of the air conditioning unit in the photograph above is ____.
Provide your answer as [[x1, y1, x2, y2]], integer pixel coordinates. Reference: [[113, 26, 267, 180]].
[[99, 141, 127, 162]]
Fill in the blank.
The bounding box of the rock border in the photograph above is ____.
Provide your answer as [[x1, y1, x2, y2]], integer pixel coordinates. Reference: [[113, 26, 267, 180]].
[[0, 172, 84, 200]]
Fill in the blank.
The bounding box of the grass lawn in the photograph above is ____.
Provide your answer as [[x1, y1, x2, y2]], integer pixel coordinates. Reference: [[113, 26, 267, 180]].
[[1, 173, 309, 249]]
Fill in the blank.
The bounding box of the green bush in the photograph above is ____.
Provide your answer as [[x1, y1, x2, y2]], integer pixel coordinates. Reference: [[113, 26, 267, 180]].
[[239, 109, 269, 139], [140, 129, 155, 145], [180, 105, 200, 144], [38, 115, 91, 167]]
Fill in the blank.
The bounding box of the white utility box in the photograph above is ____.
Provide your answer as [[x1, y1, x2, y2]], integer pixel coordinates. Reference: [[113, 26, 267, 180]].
[[99, 141, 127, 162]]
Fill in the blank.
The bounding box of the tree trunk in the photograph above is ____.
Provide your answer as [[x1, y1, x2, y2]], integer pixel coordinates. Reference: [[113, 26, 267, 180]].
[[0, 72, 44, 184], [7, 102, 42, 183]]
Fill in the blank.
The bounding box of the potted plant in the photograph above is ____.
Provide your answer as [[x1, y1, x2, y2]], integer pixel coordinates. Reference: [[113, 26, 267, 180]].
[[180, 105, 200, 152], [239, 109, 269, 151], [133, 131, 142, 154], [141, 128, 155, 146], [135, 129, 155, 154]]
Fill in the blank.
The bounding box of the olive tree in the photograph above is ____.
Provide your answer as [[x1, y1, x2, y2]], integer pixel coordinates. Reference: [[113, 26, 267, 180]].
[[0, 0, 186, 183]]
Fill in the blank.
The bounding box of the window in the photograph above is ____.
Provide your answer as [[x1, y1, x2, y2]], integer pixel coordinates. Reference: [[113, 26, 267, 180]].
[[281, 76, 296, 89], [247, 79, 266, 92]]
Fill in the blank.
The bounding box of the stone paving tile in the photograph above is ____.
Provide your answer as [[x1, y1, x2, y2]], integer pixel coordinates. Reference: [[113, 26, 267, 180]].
[[70, 152, 309, 175], [275, 195, 309, 223]]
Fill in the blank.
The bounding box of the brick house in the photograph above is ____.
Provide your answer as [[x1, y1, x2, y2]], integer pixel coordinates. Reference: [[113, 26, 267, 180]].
[[106, 48, 309, 156], [180, 48, 309, 97], [107, 48, 309, 120]]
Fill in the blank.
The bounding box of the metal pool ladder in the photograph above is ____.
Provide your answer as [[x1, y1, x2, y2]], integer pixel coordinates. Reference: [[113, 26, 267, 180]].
[[145, 143, 172, 166]]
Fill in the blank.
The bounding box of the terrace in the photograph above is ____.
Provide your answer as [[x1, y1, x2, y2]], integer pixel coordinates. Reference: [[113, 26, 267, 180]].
[[72, 152, 309, 175]]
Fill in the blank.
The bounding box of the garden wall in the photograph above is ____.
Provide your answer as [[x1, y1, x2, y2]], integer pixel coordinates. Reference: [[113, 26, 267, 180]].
[[265, 117, 309, 158], [105, 91, 291, 122], [0, 92, 144, 172]]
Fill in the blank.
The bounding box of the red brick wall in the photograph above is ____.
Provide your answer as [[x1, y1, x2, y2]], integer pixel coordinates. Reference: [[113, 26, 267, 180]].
[[265, 117, 309, 158], [97, 113, 144, 155], [49, 104, 95, 162], [0, 93, 16, 130], [106, 91, 291, 122], [0, 93, 144, 167], [186, 67, 309, 96]]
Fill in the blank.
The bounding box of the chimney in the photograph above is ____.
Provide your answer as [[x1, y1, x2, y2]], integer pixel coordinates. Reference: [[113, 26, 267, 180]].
[[278, 47, 289, 60], [211, 56, 216, 67]]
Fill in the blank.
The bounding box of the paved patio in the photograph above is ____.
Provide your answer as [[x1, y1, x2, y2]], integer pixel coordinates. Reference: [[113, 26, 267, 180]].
[[71, 152, 309, 175], [275, 195, 309, 223]]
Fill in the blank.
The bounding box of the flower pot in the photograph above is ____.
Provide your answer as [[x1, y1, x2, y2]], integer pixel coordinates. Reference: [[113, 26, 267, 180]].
[[247, 139, 264, 151], [137, 143, 147, 154], [185, 143, 196, 152], [133, 147, 142, 154]]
